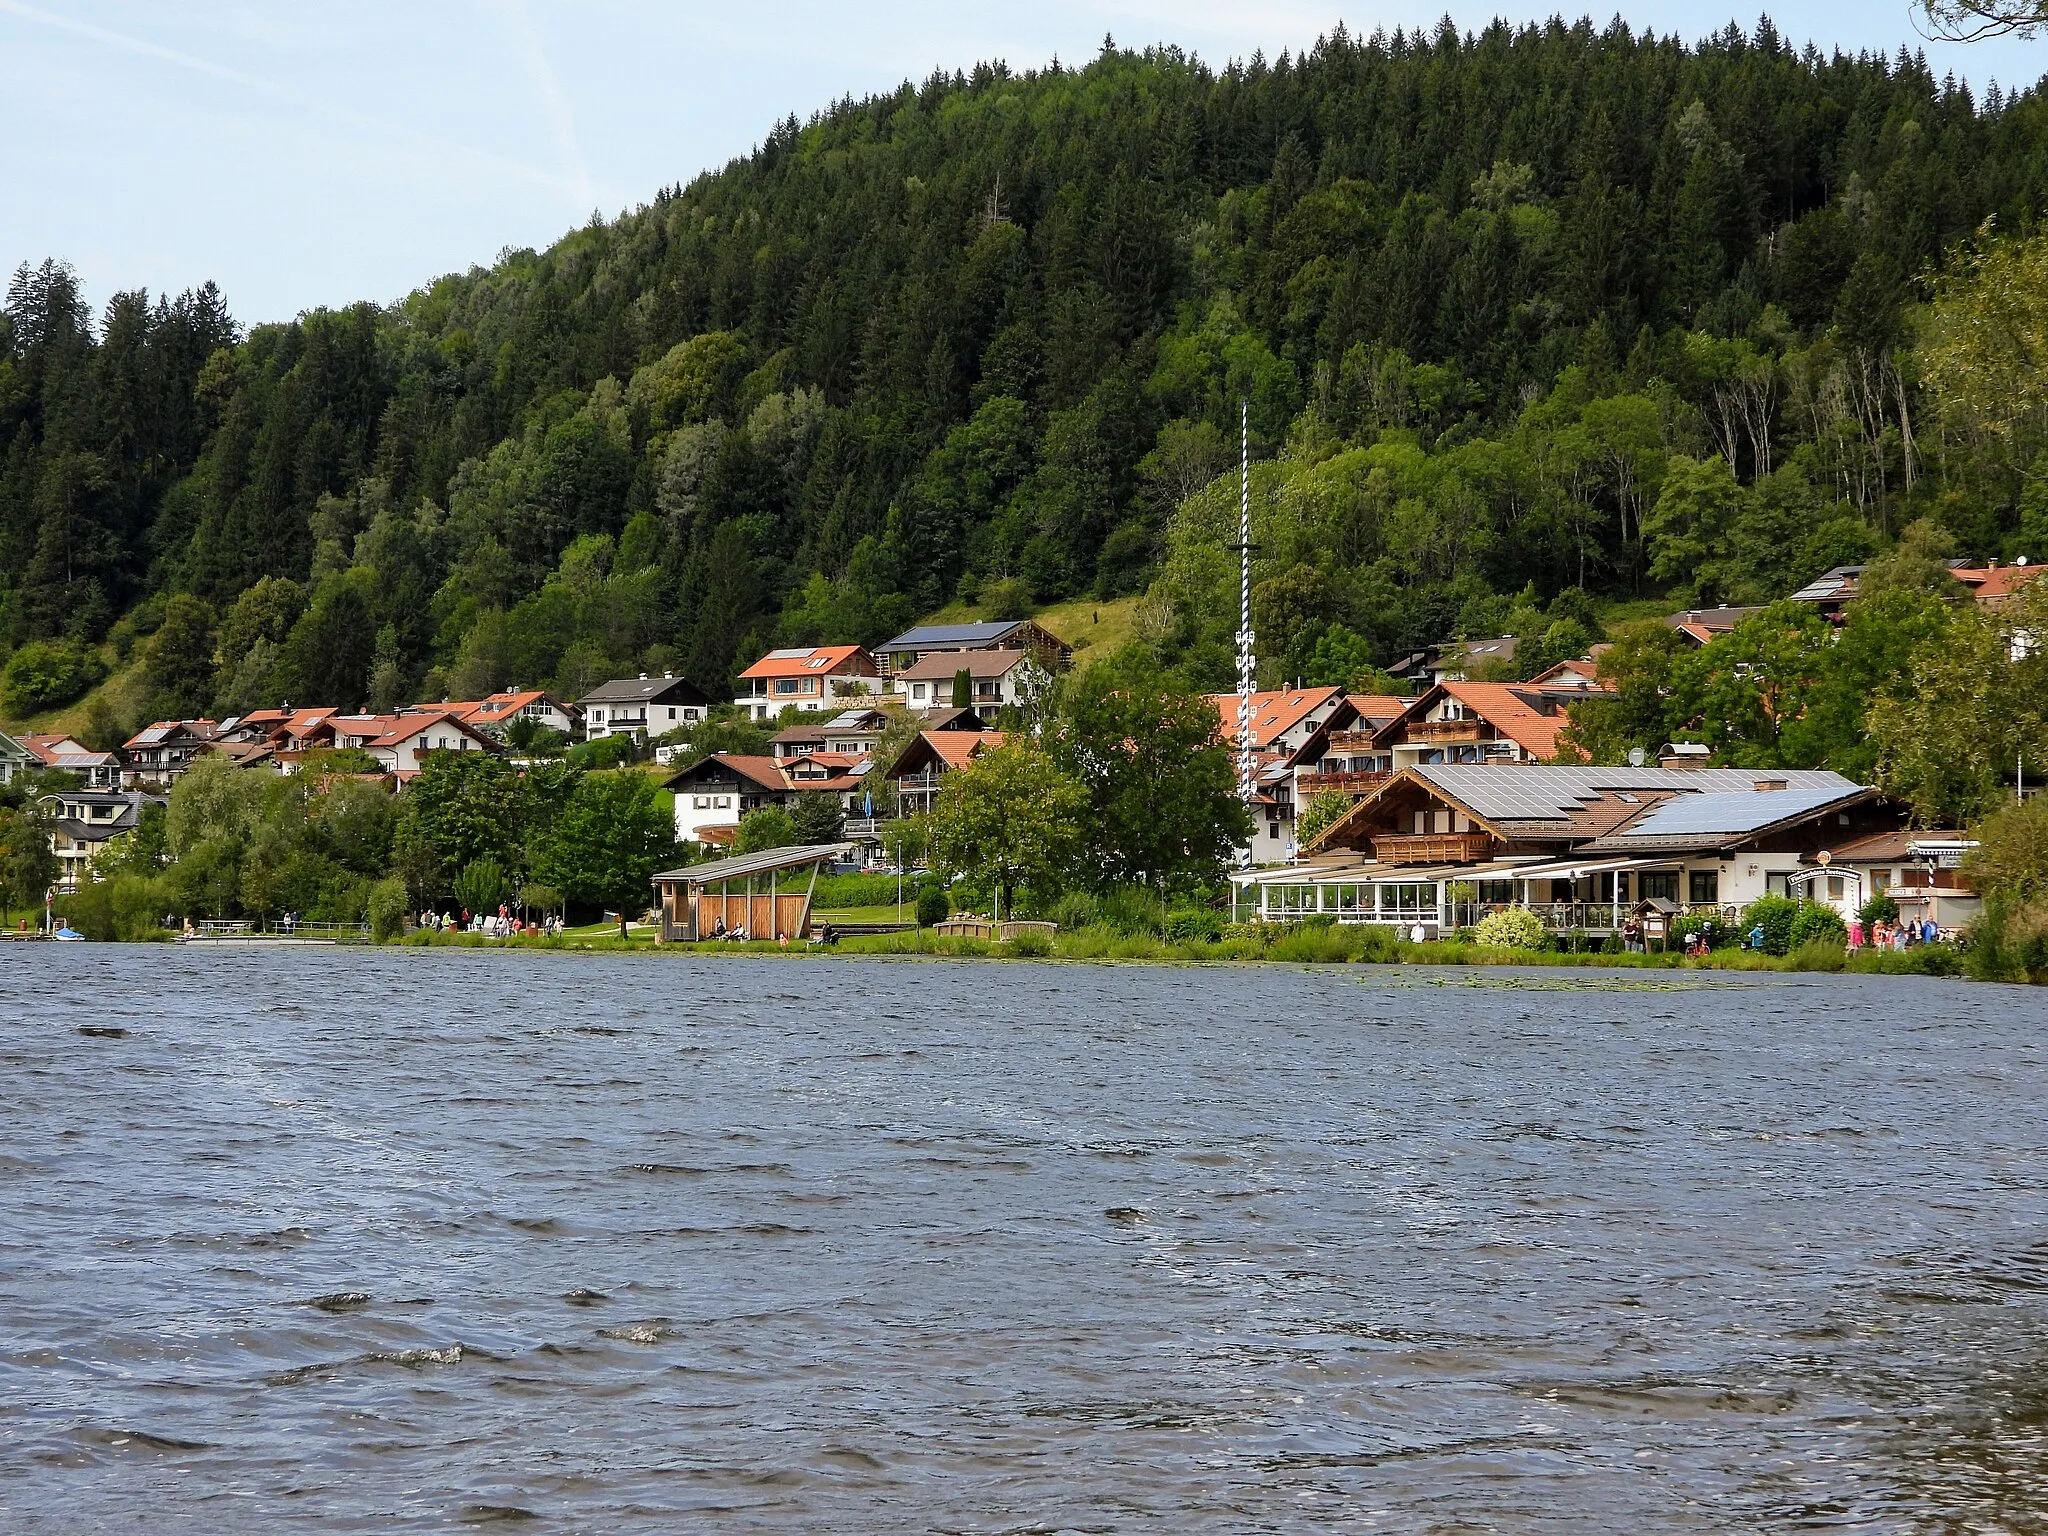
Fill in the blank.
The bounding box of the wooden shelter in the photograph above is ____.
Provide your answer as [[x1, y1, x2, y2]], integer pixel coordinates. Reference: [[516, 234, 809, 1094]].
[[650, 844, 853, 943]]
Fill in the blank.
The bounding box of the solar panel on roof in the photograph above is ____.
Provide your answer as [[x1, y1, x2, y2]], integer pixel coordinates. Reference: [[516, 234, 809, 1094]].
[[766, 648, 815, 659], [1413, 765, 1857, 822], [881, 621, 1020, 647], [1616, 786, 1855, 837]]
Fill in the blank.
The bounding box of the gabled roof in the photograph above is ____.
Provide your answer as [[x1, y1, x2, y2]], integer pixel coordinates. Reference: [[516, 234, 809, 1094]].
[[18, 733, 115, 770], [1790, 565, 1864, 604], [917, 705, 990, 732], [125, 719, 219, 750], [441, 690, 580, 726], [327, 711, 505, 752], [1523, 660, 1604, 688], [890, 648, 1035, 682], [664, 752, 791, 793], [888, 729, 1005, 778], [876, 620, 1029, 652], [1408, 765, 1855, 824], [1443, 636, 1517, 669], [576, 674, 710, 706], [1951, 563, 2046, 602], [202, 740, 278, 767], [738, 644, 875, 680], [823, 707, 892, 730], [1309, 763, 1868, 854], [1375, 682, 1574, 760], [1208, 686, 1346, 748], [1345, 694, 1411, 725], [1662, 606, 1761, 635]]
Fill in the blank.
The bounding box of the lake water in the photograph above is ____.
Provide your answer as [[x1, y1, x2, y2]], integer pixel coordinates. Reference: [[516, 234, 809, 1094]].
[[3, 949, 2046, 1532]]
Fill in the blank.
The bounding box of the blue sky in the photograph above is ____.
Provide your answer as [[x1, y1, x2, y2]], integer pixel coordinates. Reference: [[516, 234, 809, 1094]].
[[4, 1, 2041, 327]]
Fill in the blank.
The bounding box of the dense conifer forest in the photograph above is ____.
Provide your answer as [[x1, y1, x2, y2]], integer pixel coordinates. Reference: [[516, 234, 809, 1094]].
[[6, 18, 2048, 734]]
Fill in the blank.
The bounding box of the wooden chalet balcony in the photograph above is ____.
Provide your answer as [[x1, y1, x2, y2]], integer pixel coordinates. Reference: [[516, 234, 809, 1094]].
[[1325, 730, 1382, 751], [1405, 718, 1488, 743], [1368, 831, 1494, 865], [1296, 769, 1393, 795]]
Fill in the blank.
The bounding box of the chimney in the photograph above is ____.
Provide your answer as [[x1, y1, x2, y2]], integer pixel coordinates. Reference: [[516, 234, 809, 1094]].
[[1754, 778, 1788, 792]]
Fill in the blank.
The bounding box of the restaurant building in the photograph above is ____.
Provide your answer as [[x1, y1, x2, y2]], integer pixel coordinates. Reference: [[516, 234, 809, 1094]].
[[1230, 764, 1905, 935]]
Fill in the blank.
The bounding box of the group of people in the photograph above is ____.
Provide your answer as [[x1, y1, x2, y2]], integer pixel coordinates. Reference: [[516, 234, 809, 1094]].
[[416, 904, 563, 938], [1848, 913, 1940, 950]]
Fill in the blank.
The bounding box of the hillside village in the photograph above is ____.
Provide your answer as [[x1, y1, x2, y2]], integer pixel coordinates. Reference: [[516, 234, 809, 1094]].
[[3, 546, 2037, 962]]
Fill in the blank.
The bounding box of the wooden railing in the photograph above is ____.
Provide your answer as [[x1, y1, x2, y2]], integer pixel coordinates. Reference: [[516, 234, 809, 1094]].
[[1325, 730, 1384, 751], [1295, 770, 1394, 795], [1368, 831, 1494, 865], [1405, 718, 1488, 742]]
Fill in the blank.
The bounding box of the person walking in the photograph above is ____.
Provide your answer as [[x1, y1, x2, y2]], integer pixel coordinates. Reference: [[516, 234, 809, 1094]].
[[1847, 915, 1864, 950]]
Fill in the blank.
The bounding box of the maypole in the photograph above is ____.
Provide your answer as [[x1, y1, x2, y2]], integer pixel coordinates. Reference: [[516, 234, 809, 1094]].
[[1234, 399, 1256, 824]]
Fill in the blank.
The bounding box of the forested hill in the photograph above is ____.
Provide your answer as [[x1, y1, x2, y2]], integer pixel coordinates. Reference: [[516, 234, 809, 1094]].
[[6, 19, 2048, 732]]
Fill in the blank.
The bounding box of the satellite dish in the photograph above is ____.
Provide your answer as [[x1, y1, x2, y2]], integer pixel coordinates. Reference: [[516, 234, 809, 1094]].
[[1627, 747, 1646, 767]]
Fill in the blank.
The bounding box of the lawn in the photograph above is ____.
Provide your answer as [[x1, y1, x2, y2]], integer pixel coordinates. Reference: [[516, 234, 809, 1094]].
[[911, 593, 1143, 670]]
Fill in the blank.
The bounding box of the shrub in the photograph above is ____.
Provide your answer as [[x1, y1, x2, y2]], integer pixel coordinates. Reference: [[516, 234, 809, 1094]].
[[915, 882, 948, 927], [1858, 894, 1900, 928], [1473, 906, 1546, 949], [1740, 894, 1800, 955], [1005, 927, 1053, 957], [1600, 934, 1624, 954], [1965, 895, 2048, 983], [1788, 901, 1848, 949], [1050, 890, 1100, 931], [2, 640, 104, 718], [368, 877, 409, 942], [569, 733, 640, 769], [1163, 906, 1224, 942], [1671, 911, 1735, 950], [58, 873, 177, 942]]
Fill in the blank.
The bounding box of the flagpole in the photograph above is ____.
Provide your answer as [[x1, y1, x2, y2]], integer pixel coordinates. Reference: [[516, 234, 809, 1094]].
[[1235, 399, 1256, 824]]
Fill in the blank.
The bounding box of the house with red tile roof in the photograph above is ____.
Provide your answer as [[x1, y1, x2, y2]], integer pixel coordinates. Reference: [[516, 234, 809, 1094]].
[[885, 729, 1006, 816], [433, 690, 584, 740], [1663, 606, 1763, 646], [737, 645, 882, 722], [121, 720, 222, 786], [1205, 686, 1350, 754], [1368, 680, 1604, 769], [1951, 561, 2045, 605], [662, 750, 871, 846], [326, 711, 506, 776], [14, 732, 118, 788]]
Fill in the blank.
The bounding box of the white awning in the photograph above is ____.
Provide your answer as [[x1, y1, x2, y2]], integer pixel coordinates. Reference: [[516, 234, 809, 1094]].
[[1230, 858, 1530, 887], [1506, 855, 1684, 881]]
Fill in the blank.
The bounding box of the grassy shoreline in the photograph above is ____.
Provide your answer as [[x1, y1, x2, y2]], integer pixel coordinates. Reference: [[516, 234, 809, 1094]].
[[370, 924, 1964, 977]]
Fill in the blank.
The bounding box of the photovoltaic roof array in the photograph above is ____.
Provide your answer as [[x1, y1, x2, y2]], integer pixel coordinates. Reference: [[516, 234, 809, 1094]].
[[1410, 765, 1857, 822], [1616, 786, 1859, 837]]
